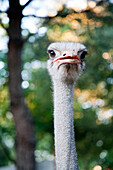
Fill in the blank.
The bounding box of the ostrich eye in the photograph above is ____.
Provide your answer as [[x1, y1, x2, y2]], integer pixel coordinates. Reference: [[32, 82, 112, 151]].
[[80, 51, 87, 60], [48, 50, 56, 58]]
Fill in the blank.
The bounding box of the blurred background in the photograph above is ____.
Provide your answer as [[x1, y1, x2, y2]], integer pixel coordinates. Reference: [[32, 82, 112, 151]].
[[0, 0, 113, 169]]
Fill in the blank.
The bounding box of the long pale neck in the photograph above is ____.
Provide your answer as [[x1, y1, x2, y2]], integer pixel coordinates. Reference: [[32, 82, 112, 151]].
[[53, 81, 79, 170]]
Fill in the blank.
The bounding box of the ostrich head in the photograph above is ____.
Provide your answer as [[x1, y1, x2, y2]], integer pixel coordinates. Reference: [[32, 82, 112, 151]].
[[47, 42, 87, 84]]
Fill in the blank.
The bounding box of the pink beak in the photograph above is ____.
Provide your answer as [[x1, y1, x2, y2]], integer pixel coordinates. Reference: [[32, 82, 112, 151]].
[[53, 50, 81, 64]]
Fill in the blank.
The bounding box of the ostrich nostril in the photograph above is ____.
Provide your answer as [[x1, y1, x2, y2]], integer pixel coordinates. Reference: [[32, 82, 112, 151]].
[[63, 53, 66, 56]]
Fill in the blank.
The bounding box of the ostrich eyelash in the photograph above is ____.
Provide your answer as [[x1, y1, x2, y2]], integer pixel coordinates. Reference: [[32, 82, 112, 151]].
[[77, 48, 87, 54]]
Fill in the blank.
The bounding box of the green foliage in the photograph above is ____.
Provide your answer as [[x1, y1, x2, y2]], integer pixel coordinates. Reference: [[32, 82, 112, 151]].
[[23, 35, 50, 62]]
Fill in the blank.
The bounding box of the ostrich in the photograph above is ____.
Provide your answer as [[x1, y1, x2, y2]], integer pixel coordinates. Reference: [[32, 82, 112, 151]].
[[47, 42, 87, 170]]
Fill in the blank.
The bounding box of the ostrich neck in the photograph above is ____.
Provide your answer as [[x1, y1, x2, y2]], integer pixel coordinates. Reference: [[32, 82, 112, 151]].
[[53, 81, 79, 170]]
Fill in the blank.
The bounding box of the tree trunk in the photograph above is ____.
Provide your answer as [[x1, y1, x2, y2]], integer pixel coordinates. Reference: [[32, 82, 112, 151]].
[[7, 1, 36, 169]]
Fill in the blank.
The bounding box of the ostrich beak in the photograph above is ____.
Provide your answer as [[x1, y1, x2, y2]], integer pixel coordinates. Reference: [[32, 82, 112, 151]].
[[54, 54, 81, 65], [53, 50, 81, 65]]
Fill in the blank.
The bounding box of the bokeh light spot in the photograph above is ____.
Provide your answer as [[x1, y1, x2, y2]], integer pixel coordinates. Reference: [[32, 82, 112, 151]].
[[22, 81, 29, 89], [93, 165, 102, 170]]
